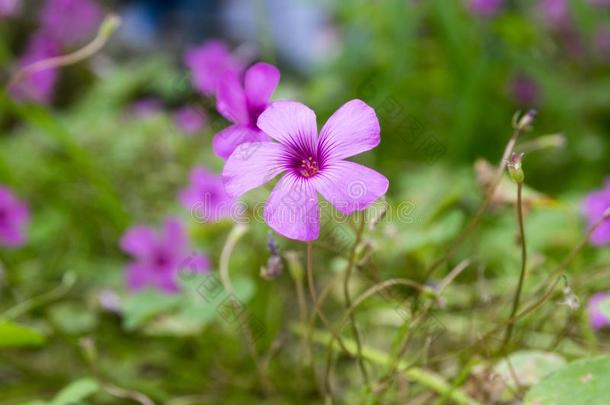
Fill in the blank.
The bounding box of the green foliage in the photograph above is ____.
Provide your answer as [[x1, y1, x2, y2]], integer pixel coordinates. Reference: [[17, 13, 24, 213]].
[[525, 357, 610, 405], [0, 321, 45, 348]]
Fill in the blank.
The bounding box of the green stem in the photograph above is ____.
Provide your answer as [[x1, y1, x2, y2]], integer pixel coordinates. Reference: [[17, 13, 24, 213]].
[[292, 324, 481, 405], [502, 182, 527, 350], [343, 213, 369, 383]]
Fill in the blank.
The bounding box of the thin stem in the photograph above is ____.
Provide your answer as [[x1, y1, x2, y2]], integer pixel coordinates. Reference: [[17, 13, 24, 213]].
[[502, 182, 527, 350], [219, 224, 271, 394], [343, 213, 369, 384], [423, 118, 529, 280], [293, 324, 481, 405]]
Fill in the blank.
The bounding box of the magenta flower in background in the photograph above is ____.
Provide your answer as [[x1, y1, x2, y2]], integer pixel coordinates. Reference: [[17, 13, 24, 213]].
[[582, 179, 610, 246], [509, 73, 539, 107], [594, 26, 610, 62], [10, 32, 60, 104], [223, 99, 389, 241], [174, 106, 206, 136], [213, 62, 280, 159], [0, 186, 29, 247], [39, 0, 103, 45], [185, 40, 243, 96], [130, 98, 163, 119], [537, 0, 570, 27], [467, 0, 504, 17], [0, 0, 21, 18], [120, 218, 210, 294], [180, 167, 236, 223], [587, 292, 610, 330]]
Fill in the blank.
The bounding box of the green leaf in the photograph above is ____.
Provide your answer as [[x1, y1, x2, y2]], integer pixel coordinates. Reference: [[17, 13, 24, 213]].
[[598, 297, 610, 320], [0, 321, 46, 348], [122, 290, 181, 331], [494, 350, 566, 391], [50, 378, 100, 405], [525, 356, 610, 405], [48, 303, 97, 335]]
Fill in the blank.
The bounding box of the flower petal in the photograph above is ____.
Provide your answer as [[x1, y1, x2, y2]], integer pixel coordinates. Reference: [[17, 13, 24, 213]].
[[223, 142, 287, 197], [120, 225, 156, 258], [162, 217, 186, 256], [310, 160, 389, 215], [318, 99, 380, 161], [244, 62, 280, 110], [216, 71, 248, 124], [264, 173, 320, 241], [257, 101, 318, 151], [212, 125, 270, 160]]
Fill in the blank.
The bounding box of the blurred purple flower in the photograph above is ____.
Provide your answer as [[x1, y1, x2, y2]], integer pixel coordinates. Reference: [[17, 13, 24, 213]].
[[120, 218, 210, 294], [174, 106, 206, 136], [0, 186, 29, 247], [0, 0, 21, 18], [130, 98, 163, 119], [467, 0, 504, 17], [184, 40, 243, 96], [582, 179, 610, 246], [509, 73, 539, 106], [594, 26, 610, 62], [223, 99, 389, 241], [180, 167, 236, 223], [587, 292, 610, 330], [213, 63, 280, 159], [39, 0, 103, 45], [537, 0, 570, 27], [10, 32, 60, 104]]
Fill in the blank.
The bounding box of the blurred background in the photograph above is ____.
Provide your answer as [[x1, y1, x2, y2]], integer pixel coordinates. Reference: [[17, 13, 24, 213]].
[[1, 0, 610, 403]]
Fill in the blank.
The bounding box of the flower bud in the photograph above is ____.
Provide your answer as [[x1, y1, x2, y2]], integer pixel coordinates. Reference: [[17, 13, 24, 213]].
[[515, 109, 537, 131], [506, 152, 525, 184], [260, 255, 283, 280]]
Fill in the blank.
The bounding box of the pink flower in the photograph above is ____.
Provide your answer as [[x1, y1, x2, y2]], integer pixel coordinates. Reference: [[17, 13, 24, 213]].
[[120, 218, 209, 294], [0, 0, 21, 18], [174, 106, 206, 135], [582, 179, 610, 246], [39, 0, 103, 45], [467, 0, 504, 17], [213, 62, 280, 159], [509, 73, 539, 106], [130, 98, 163, 119], [0, 186, 29, 247], [223, 99, 389, 241], [184, 40, 243, 96], [587, 292, 610, 330], [537, 0, 570, 27], [10, 32, 60, 104], [179, 167, 236, 223]]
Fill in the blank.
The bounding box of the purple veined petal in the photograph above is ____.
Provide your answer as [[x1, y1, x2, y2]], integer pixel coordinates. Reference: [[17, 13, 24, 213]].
[[162, 217, 186, 256], [213, 124, 270, 160], [223, 142, 287, 197], [310, 160, 389, 215], [257, 101, 318, 152], [264, 173, 320, 241], [216, 70, 249, 124], [120, 225, 156, 258], [318, 99, 380, 162], [244, 62, 280, 111]]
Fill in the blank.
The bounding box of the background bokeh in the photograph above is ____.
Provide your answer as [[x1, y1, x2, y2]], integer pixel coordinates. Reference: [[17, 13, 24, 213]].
[[2, 0, 610, 404]]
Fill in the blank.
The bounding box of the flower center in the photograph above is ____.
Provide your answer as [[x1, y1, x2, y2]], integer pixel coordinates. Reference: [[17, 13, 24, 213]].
[[299, 156, 319, 178]]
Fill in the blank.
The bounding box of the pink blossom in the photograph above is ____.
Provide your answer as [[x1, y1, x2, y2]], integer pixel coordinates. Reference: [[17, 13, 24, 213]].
[[467, 0, 504, 17], [0, 0, 21, 18], [120, 218, 210, 294], [174, 106, 206, 135], [213, 63, 280, 159], [582, 179, 610, 246], [180, 167, 236, 223], [223, 100, 389, 241], [39, 0, 103, 45], [10, 32, 60, 104], [587, 292, 610, 330], [184, 40, 243, 96], [0, 186, 29, 247]]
